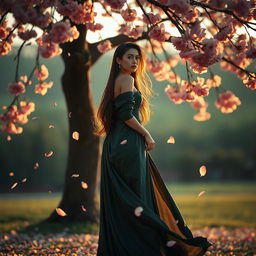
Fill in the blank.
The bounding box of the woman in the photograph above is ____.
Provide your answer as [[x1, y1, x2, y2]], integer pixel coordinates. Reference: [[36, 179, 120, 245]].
[[94, 42, 212, 256]]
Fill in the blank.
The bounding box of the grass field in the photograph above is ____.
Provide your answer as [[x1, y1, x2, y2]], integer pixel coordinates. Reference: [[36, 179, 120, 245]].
[[0, 182, 255, 234]]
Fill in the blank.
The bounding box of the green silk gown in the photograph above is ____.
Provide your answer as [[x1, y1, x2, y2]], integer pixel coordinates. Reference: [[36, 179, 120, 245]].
[[96, 91, 212, 256]]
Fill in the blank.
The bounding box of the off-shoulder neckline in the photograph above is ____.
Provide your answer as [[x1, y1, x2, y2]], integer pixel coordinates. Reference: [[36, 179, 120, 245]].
[[113, 90, 141, 101]]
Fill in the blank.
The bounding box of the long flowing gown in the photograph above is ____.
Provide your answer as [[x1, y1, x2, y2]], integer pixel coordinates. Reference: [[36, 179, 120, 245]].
[[96, 90, 212, 256]]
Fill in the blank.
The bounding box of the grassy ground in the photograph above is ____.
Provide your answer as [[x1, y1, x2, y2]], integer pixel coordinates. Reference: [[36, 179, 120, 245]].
[[0, 182, 255, 234]]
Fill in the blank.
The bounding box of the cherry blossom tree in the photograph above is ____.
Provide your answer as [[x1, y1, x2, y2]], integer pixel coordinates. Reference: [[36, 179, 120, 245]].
[[0, 0, 255, 223]]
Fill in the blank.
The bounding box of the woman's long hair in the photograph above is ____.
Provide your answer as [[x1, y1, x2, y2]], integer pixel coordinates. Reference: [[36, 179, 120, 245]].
[[93, 42, 154, 136]]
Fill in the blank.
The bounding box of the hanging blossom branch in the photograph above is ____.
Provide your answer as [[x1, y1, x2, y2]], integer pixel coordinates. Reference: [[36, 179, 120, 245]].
[[190, 0, 256, 30]]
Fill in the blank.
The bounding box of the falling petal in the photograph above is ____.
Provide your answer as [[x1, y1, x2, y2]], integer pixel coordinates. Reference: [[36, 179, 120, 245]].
[[81, 181, 88, 189], [167, 136, 175, 144], [11, 182, 18, 189], [134, 206, 143, 216], [9, 172, 14, 176], [52, 101, 58, 107], [198, 190, 205, 197], [120, 139, 128, 145], [199, 165, 207, 176], [72, 131, 79, 140], [71, 174, 79, 178], [7, 135, 11, 141], [44, 151, 53, 157], [48, 125, 55, 128], [32, 116, 39, 120], [67, 52, 71, 56], [33, 162, 39, 170], [68, 112, 72, 118], [173, 219, 179, 224], [166, 240, 176, 247], [22, 178, 27, 182], [48, 190, 52, 193], [56, 208, 67, 216], [81, 205, 87, 212]]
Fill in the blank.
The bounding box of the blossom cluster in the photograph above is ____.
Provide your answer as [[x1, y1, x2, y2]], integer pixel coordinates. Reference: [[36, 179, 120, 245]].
[[0, 101, 35, 134]]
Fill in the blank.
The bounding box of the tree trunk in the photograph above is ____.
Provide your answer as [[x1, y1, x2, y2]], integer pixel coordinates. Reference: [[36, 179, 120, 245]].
[[46, 24, 100, 223]]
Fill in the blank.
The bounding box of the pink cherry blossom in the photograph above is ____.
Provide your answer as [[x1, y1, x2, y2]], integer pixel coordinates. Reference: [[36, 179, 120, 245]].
[[0, 41, 12, 56], [182, 7, 200, 23], [34, 64, 49, 81], [18, 30, 37, 41], [7, 82, 26, 96], [34, 81, 53, 96], [214, 26, 235, 42], [0, 20, 10, 40], [191, 97, 208, 110], [193, 109, 211, 121], [118, 24, 132, 35], [245, 39, 256, 59], [215, 90, 241, 113], [167, 0, 191, 14], [142, 13, 161, 25], [165, 85, 184, 104], [227, 0, 251, 18], [171, 36, 192, 52], [242, 77, 256, 90], [97, 40, 112, 53], [120, 9, 137, 22], [127, 26, 143, 39], [38, 41, 62, 59], [1, 122, 23, 134], [43, 20, 79, 44], [148, 24, 168, 42], [180, 81, 198, 102], [188, 21, 206, 42], [19, 101, 35, 116], [105, 0, 126, 10], [57, 0, 95, 25], [191, 77, 210, 97], [206, 75, 222, 88], [86, 23, 103, 32]]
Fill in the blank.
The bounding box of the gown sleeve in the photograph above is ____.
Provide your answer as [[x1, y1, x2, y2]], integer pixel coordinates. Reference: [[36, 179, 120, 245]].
[[113, 91, 135, 122]]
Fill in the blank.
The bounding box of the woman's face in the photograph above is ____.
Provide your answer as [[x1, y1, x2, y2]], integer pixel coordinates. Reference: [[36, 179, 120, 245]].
[[116, 48, 140, 75]]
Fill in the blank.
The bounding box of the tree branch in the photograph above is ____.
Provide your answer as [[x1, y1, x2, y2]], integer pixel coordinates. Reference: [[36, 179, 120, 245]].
[[89, 32, 148, 65]]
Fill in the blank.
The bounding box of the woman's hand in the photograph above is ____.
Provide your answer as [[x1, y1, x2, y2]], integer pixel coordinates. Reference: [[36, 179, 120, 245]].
[[144, 133, 155, 151]]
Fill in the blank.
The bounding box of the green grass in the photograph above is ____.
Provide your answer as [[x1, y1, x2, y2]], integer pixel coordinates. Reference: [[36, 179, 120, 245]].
[[0, 182, 255, 233]]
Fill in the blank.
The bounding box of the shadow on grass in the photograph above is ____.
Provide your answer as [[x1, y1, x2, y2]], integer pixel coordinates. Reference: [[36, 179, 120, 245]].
[[20, 218, 99, 235]]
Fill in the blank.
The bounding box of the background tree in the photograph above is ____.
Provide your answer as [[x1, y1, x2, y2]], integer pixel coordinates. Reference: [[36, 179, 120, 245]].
[[0, 0, 255, 224]]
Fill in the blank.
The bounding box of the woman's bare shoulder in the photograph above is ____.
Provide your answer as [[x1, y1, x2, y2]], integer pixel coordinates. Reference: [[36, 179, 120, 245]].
[[115, 74, 134, 93]]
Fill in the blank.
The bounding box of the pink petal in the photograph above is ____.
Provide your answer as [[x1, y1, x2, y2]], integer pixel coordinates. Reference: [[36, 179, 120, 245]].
[[11, 182, 18, 189], [55, 207, 67, 216], [199, 165, 207, 176], [166, 240, 176, 247], [167, 136, 175, 144], [81, 181, 88, 189], [134, 206, 143, 216], [198, 190, 205, 197], [72, 131, 79, 140], [71, 174, 79, 178], [120, 139, 127, 145], [33, 162, 39, 170], [81, 205, 87, 212], [44, 151, 53, 157]]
